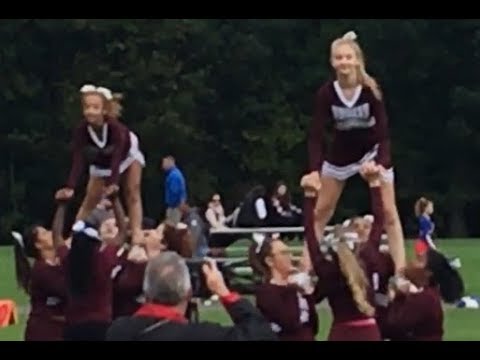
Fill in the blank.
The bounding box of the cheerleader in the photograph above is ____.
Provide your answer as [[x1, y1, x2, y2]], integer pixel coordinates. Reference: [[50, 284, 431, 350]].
[[112, 220, 196, 319], [55, 84, 145, 244], [12, 203, 69, 341], [301, 161, 387, 341], [112, 245, 148, 319], [347, 215, 395, 339], [304, 30, 405, 272], [248, 235, 318, 341], [63, 191, 128, 341], [385, 261, 444, 341], [270, 181, 303, 227], [414, 197, 436, 264]]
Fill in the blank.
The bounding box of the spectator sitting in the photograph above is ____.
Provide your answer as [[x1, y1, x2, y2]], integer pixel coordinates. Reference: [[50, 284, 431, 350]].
[[235, 185, 271, 228], [205, 193, 234, 229], [106, 252, 278, 341], [205, 194, 238, 253], [270, 181, 302, 227]]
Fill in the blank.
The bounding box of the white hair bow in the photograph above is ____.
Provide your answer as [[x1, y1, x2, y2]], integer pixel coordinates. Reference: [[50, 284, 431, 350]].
[[80, 84, 113, 100], [252, 233, 266, 254], [72, 220, 101, 241], [289, 272, 314, 295], [342, 31, 357, 41], [363, 214, 374, 223], [11, 231, 24, 248], [319, 231, 359, 254]]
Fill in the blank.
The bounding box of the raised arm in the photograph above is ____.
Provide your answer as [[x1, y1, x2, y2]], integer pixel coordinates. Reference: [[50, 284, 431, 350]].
[[371, 95, 391, 169], [111, 195, 128, 245], [371, 95, 406, 272], [357, 163, 386, 272], [303, 195, 321, 275], [308, 86, 330, 173], [303, 192, 338, 294], [367, 182, 384, 249], [51, 202, 67, 250], [195, 259, 277, 341], [66, 125, 87, 189]]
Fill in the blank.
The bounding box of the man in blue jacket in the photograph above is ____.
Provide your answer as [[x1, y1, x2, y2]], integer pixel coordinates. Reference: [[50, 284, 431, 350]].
[[161, 155, 187, 225]]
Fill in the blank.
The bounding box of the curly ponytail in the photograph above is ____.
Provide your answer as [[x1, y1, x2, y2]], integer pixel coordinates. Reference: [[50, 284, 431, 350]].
[[358, 66, 382, 101]]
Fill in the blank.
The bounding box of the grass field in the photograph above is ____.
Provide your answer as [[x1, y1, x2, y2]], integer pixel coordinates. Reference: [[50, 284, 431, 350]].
[[1, 239, 480, 341]]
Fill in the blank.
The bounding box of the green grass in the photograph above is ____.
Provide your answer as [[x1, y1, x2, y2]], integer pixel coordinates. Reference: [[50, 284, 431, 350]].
[[1, 239, 480, 341]]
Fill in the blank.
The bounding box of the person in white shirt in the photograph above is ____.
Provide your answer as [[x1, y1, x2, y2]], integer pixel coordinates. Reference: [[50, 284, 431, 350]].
[[205, 194, 232, 229]]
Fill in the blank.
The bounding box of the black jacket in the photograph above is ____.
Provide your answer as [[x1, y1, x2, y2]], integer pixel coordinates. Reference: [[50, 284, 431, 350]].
[[106, 297, 278, 341]]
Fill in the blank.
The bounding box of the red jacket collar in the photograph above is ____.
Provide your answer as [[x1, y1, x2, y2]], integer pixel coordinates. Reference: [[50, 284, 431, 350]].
[[135, 303, 188, 323]]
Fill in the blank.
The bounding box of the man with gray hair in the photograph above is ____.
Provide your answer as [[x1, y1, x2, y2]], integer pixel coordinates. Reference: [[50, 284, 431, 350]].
[[106, 252, 277, 341]]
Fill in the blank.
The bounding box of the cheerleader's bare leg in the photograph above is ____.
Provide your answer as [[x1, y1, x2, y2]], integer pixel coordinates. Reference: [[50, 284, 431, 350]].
[[76, 176, 105, 221], [122, 160, 143, 244], [313, 176, 345, 238]]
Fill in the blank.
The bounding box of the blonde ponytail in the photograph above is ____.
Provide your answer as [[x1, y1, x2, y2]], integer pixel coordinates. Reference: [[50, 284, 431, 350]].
[[337, 242, 375, 317], [359, 65, 382, 101]]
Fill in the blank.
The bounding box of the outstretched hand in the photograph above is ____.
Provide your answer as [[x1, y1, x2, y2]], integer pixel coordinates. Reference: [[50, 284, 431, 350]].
[[202, 258, 230, 297]]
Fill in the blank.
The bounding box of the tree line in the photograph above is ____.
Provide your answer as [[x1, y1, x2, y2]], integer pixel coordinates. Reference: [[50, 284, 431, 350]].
[[1, 19, 480, 244]]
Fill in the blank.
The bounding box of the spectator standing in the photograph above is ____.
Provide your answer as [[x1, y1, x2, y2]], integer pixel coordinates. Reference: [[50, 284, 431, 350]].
[[161, 156, 187, 225]]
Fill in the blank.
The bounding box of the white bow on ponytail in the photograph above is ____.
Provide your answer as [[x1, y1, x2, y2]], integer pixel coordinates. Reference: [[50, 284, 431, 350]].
[[342, 31, 357, 41], [11, 231, 24, 248]]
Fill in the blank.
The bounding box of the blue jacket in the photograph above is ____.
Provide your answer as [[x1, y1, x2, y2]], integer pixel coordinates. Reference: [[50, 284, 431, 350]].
[[165, 167, 187, 208], [418, 214, 434, 240]]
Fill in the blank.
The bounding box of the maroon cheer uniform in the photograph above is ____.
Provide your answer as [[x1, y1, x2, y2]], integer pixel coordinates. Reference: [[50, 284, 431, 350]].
[[386, 286, 443, 341], [308, 80, 392, 181], [112, 247, 147, 319], [305, 186, 387, 341], [66, 119, 145, 188], [256, 283, 318, 341]]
